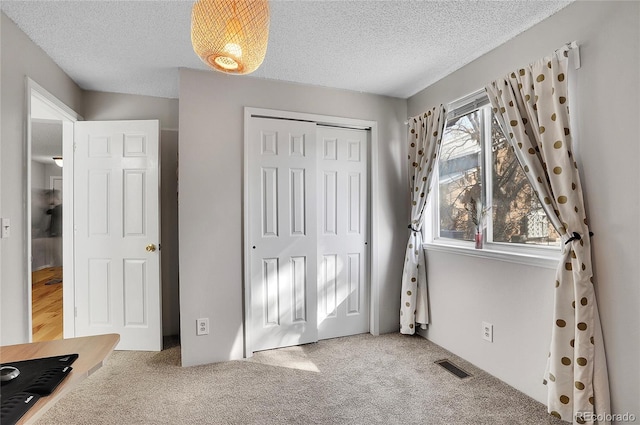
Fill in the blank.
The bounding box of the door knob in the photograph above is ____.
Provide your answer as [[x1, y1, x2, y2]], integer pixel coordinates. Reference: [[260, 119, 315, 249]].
[[146, 244, 156, 252]]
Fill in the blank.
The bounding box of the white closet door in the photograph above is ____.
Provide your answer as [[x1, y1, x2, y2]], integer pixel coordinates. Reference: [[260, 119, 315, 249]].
[[248, 117, 318, 352], [317, 126, 369, 340]]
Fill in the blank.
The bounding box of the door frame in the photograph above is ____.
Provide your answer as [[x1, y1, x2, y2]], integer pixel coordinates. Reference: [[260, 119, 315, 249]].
[[25, 78, 81, 341], [242, 107, 380, 357]]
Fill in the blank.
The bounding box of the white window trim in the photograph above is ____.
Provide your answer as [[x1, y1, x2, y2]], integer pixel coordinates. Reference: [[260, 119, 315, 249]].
[[423, 241, 560, 269], [423, 89, 561, 270]]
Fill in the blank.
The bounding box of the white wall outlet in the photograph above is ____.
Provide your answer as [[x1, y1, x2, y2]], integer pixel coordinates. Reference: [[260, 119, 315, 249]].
[[482, 321, 493, 342], [196, 318, 209, 336]]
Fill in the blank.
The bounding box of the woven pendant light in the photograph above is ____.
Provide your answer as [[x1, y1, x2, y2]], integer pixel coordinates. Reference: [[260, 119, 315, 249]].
[[191, 0, 270, 75]]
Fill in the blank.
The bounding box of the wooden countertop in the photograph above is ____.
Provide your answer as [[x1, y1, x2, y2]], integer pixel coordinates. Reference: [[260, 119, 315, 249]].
[[0, 333, 119, 424]]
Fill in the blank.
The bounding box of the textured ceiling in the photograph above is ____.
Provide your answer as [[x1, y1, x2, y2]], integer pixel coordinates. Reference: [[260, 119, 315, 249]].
[[2, 0, 572, 100]]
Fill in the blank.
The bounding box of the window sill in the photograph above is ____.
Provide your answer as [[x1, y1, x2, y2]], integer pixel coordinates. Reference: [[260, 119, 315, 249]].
[[422, 242, 560, 269]]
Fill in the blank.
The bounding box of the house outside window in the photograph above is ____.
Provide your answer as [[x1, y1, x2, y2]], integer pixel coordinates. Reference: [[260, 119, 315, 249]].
[[431, 90, 560, 253]]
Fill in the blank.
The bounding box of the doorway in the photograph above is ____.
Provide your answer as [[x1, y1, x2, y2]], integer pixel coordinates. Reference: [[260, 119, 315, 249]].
[[30, 119, 64, 341], [25, 80, 163, 350], [26, 78, 79, 342]]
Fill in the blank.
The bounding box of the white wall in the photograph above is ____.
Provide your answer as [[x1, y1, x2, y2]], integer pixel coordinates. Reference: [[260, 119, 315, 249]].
[[0, 12, 84, 345], [179, 69, 408, 366], [83, 90, 181, 337], [44, 163, 62, 186], [408, 1, 639, 416], [31, 161, 45, 190]]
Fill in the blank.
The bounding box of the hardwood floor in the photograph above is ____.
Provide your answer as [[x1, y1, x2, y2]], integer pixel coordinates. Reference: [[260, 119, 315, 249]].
[[32, 266, 63, 342]]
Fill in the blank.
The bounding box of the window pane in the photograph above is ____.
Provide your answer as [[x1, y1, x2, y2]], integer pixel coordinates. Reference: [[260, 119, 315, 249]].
[[490, 115, 560, 246], [438, 111, 483, 241]]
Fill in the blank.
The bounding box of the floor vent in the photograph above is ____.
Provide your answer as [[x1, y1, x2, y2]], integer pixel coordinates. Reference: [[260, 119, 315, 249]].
[[435, 359, 472, 379]]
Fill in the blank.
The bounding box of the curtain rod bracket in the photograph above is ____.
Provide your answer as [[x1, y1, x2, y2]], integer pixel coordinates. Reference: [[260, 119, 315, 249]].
[[570, 41, 581, 70], [555, 41, 581, 70]]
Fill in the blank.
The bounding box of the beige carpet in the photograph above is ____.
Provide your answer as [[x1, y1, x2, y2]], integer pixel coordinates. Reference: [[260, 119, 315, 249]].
[[36, 333, 564, 425]]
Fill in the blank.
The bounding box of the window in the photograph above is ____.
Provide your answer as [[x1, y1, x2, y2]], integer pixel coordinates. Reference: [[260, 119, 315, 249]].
[[433, 91, 560, 250]]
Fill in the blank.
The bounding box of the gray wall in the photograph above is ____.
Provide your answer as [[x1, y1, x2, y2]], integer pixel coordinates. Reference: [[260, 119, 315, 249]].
[[83, 91, 180, 337], [178, 68, 408, 366], [408, 1, 639, 415], [0, 12, 84, 344], [83, 91, 179, 129]]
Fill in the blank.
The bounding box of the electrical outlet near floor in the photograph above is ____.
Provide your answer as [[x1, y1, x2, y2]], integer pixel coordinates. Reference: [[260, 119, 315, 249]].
[[482, 321, 493, 342], [197, 318, 209, 336]]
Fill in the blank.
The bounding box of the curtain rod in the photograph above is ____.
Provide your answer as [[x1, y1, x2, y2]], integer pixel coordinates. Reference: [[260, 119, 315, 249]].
[[404, 41, 581, 125]]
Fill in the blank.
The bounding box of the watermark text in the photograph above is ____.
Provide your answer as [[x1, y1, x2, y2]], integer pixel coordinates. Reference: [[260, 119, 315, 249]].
[[576, 412, 637, 423]]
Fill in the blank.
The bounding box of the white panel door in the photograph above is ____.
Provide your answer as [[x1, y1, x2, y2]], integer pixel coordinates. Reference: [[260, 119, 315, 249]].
[[74, 120, 161, 351], [317, 126, 369, 340], [248, 117, 318, 352]]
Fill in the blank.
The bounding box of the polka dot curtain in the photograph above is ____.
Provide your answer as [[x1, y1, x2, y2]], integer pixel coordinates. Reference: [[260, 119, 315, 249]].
[[485, 47, 611, 424], [400, 105, 446, 335]]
